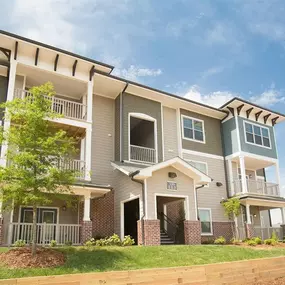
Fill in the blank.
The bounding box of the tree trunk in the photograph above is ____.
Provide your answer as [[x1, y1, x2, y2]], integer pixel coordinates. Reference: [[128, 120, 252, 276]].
[[31, 204, 37, 256]]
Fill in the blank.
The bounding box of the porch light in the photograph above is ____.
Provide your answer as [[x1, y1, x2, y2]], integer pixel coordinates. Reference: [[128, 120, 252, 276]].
[[62, 205, 67, 211], [216, 182, 223, 187], [168, 172, 177, 179]]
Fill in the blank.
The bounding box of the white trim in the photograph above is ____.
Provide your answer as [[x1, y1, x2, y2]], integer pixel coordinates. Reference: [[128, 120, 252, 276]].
[[228, 159, 234, 196], [182, 149, 224, 160], [181, 115, 206, 144], [111, 162, 131, 176], [41, 210, 57, 223], [154, 193, 190, 220], [83, 196, 91, 221], [19, 206, 60, 224], [119, 92, 123, 161], [166, 181, 178, 191], [225, 151, 278, 164], [198, 208, 213, 235], [184, 159, 209, 187], [128, 112, 158, 164], [120, 195, 141, 240], [163, 204, 167, 231], [176, 108, 182, 157], [193, 181, 198, 220], [144, 179, 148, 219], [243, 120, 272, 150], [161, 105, 165, 161]]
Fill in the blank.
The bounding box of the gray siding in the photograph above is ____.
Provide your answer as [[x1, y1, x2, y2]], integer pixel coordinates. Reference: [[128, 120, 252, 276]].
[[180, 109, 223, 156], [122, 93, 163, 162], [146, 166, 196, 220], [91, 95, 114, 185], [163, 106, 179, 160], [238, 117, 277, 159], [222, 117, 238, 156], [182, 152, 229, 222], [114, 95, 120, 161]]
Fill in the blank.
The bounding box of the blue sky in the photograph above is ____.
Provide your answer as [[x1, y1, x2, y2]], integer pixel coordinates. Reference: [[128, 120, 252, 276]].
[[1, 1, 285, 220]]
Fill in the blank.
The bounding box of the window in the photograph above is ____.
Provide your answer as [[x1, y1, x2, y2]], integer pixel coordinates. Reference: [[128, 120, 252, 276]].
[[182, 116, 205, 143], [198, 209, 212, 235], [244, 122, 270, 148]]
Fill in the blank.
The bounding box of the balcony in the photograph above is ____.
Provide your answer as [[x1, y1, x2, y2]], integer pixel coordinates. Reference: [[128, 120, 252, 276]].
[[232, 179, 280, 197], [130, 145, 156, 164], [59, 158, 86, 180], [14, 89, 87, 121]]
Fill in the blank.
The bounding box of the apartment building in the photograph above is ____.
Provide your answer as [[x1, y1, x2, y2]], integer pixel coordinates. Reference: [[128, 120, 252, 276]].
[[0, 30, 284, 246]]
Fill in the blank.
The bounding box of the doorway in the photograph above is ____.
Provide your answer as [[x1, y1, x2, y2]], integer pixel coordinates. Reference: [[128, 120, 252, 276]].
[[123, 198, 139, 244]]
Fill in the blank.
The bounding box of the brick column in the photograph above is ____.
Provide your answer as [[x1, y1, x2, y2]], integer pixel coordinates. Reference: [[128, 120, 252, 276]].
[[184, 220, 201, 245], [81, 221, 93, 243], [246, 223, 254, 239], [0, 218, 3, 245], [280, 225, 285, 240], [137, 220, 160, 246]]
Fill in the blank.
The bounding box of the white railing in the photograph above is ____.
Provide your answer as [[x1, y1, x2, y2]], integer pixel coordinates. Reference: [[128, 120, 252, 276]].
[[14, 89, 87, 121], [253, 226, 283, 240], [59, 159, 86, 180], [9, 223, 81, 245], [232, 179, 280, 197], [130, 145, 156, 164]]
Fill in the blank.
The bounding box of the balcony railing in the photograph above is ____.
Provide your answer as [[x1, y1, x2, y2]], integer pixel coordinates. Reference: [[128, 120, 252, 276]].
[[232, 179, 280, 197], [130, 144, 156, 164], [56, 158, 86, 180], [14, 89, 87, 121], [9, 222, 81, 245]]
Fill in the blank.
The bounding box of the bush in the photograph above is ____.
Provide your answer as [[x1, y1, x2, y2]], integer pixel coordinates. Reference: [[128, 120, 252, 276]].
[[271, 231, 279, 242], [49, 240, 57, 247], [264, 238, 277, 246], [246, 239, 257, 246], [230, 238, 241, 245], [65, 240, 72, 246], [107, 234, 122, 246], [214, 236, 226, 245], [84, 240, 95, 247], [13, 239, 26, 247], [122, 235, 135, 246], [253, 237, 262, 245]]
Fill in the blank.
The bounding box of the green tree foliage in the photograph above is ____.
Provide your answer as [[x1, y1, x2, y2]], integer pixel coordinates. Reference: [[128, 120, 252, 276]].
[[0, 83, 78, 255]]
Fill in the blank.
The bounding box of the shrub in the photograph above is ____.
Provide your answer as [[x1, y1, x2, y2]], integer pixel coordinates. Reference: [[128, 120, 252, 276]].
[[13, 239, 26, 247], [230, 238, 241, 245], [49, 240, 57, 247], [84, 240, 94, 247], [214, 236, 226, 245], [246, 239, 257, 246], [271, 231, 279, 242], [107, 234, 122, 246], [264, 238, 277, 246], [253, 237, 262, 245], [65, 240, 72, 246], [122, 235, 135, 246]]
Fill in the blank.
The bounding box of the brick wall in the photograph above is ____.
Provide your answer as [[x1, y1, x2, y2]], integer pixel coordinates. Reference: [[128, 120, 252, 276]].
[[246, 223, 254, 239], [0, 217, 3, 245], [201, 222, 234, 243], [166, 200, 184, 224], [91, 191, 114, 238], [81, 221, 92, 243], [184, 220, 201, 244], [137, 220, 160, 246]]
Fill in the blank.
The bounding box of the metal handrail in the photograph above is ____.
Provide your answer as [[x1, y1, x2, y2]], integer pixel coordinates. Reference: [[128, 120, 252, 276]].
[[158, 212, 179, 243]]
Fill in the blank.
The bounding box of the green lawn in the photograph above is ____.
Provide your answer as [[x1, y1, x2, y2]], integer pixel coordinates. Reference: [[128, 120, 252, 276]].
[[1, 245, 285, 279]]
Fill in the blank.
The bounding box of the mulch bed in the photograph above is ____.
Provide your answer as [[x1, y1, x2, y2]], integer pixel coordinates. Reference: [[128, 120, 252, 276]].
[[0, 247, 65, 268]]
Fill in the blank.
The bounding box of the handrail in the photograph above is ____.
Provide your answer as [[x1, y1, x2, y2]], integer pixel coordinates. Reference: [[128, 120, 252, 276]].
[[130, 144, 156, 151], [158, 212, 179, 244], [159, 212, 178, 229]]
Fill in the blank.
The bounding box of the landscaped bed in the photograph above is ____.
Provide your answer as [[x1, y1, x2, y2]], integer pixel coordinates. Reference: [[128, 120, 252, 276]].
[[1, 245, 285, 280]]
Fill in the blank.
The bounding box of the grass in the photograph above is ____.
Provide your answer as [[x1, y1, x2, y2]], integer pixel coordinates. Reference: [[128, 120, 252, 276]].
[[1, 245, 285, 279]]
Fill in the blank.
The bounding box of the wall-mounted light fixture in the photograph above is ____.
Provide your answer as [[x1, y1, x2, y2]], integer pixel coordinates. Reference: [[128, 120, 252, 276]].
[[168, 172, 177, 179], [216, 182, 223, 187], [62, 205, 67, 211]]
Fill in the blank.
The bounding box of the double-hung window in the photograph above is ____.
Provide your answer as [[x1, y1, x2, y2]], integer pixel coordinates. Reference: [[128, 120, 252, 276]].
[[198, 208, 212, 235], [182, 116, 205, 143], [187, 160, 209, 187], [244, 122, 270, 148]]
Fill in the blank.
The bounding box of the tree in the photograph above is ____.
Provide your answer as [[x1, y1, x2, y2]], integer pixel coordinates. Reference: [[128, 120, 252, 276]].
[[221, 197, 241, 240], [0, 83, 78, 255]]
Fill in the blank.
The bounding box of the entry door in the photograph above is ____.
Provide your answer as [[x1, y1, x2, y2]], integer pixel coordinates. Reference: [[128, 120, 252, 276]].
[[39, 209, 57, 243]]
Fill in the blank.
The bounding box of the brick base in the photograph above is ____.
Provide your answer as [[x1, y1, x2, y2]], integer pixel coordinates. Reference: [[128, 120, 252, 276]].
[[0, 218, 3, 245], [137, 220, 160, 246], [184, 220, 201, 244], [246, 223, 254, 239], [201, 222, 235, 243], [81, 221, 93, 243]]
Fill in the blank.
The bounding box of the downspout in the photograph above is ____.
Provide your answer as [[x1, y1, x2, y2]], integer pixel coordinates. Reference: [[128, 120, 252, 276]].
[[195, 185, 205, 220], [129, 170, 146, 245]]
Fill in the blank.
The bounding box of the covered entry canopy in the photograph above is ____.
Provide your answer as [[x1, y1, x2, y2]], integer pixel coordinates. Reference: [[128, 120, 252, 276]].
[[112, 157, 212, 185]]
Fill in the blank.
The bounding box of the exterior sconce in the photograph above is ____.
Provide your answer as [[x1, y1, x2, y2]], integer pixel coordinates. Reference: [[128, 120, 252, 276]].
[[168, 172, 177, 179], [216, 182, 223, 187], [62, 205, 67, 211]]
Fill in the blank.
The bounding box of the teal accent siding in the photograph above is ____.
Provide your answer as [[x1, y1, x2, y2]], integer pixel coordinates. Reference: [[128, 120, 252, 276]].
[[238, 117, 277, 159], [222, 117, 238, 156]]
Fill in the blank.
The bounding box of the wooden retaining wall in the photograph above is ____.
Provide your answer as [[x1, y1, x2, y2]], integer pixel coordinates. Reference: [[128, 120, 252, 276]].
[[1, 256, 285, 285]]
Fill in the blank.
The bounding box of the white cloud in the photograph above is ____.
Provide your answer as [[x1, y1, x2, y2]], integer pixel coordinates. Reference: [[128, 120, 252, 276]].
[[182, 85, 235, 107], [250, 89, 285, 107], [113, 65, 162, 81], [201, 66, 225, 79]]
